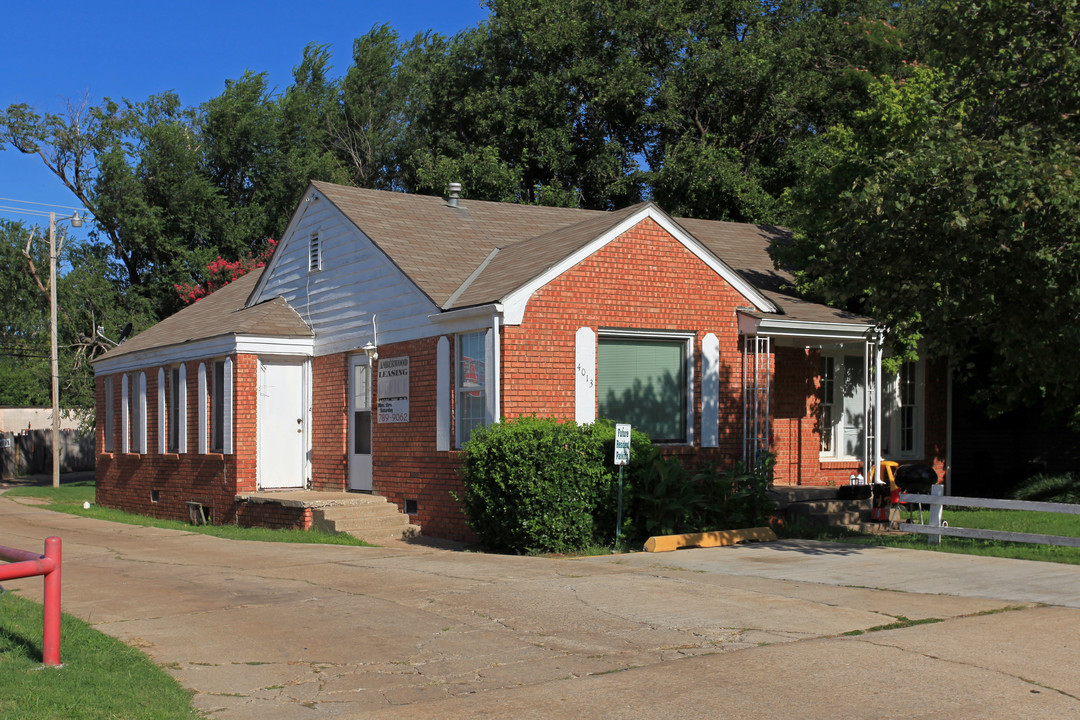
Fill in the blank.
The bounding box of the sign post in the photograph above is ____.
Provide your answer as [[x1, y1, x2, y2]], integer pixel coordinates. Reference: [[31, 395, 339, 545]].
[[614, 424, 631, 539]]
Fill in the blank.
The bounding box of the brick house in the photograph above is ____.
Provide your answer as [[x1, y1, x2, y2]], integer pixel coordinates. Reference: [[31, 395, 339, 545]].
[[92, 181, 947, 541]]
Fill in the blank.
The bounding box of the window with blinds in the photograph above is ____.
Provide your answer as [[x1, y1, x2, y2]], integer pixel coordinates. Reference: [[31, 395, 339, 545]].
[[598, 337, 687, 443]]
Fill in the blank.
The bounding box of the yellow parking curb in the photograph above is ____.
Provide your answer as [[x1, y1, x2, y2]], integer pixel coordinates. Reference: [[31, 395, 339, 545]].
[[643, 527, 777, 553]]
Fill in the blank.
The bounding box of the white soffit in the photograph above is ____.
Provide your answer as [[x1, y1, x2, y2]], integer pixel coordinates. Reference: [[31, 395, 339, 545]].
[[94, 335, 314, 375], [500, 206, 777, 325]]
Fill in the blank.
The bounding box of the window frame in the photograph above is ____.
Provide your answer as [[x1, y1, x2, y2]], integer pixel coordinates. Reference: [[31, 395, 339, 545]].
[[104, 377, 114, 453], [818, 352, 925, 462], [210, 359, 226, 453], [596, 329, 695, 445], [168, 365, 183, 453], [455, 330, 490, 447], [132, 371, 147, 454]]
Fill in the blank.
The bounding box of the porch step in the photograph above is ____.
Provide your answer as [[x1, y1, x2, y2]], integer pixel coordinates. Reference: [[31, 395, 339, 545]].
[[784, 494, 894, 533], [312, 498, 421, 543]]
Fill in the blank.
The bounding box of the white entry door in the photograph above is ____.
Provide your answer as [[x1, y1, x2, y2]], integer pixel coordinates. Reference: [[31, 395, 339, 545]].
[[348, 354, 373, 492], [258, 358, 306, 489]]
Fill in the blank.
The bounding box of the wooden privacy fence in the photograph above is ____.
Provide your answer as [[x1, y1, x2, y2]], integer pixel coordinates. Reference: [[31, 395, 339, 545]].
[[0, 429, 95, 479], [899, 485, 1080, 548]]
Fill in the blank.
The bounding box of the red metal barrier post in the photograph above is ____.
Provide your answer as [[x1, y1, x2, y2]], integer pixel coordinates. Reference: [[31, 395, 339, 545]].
[[0, 536, 62, 667]]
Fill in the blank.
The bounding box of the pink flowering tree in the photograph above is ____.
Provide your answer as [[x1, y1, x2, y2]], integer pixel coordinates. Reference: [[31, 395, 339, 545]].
[[175, 238, 277, 304]]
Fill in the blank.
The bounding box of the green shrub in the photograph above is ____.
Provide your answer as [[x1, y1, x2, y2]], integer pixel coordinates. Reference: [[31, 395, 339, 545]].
[[460, 416, 613, 553], [1010, 472, 1080, 504], [459, 415, 774, 552], [622, 453, 777, 543]]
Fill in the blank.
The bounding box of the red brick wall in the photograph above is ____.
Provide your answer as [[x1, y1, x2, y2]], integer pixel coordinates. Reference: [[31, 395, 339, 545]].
[[501, 216, 747, 471], [95, 354, 259, 524], [368, 338, 473, 542], [311, 353, 348, 491]]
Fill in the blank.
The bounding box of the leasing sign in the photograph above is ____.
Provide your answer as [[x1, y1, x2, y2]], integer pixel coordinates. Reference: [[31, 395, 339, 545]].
[[377, 356, 410, 423]]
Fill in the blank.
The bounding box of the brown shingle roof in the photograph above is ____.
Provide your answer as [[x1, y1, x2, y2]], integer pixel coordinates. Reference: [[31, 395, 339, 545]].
[[675, 217, 874, 326], [312, 181, 615, 308], [94, 269, 313, 362], [99, 185, 873, 365]]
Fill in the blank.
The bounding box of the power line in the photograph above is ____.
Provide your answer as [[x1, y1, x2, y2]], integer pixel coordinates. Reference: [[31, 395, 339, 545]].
[[0, 197, 85, 212]]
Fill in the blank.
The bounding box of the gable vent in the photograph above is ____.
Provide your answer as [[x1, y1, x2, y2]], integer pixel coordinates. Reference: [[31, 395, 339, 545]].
[[309, 233, 321, 272]]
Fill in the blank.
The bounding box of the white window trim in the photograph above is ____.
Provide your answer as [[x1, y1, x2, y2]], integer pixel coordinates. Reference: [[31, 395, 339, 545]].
[[177, 363, 187, 454], [157, 368, 167, 454], [818, 352, 864, 462], [198, 363, 208, 454], [818, 352, 926, 462], [121, 374, 129, 454], [596, 329, 696, 445], [223, 356, 234, 455], [436, 336, 451, 451], [135, 371, 147, 454], [887, 359, 925, 460], [455, 329, 492, 448], [701, 333, 720, 448], [104, 377, 114, 453]]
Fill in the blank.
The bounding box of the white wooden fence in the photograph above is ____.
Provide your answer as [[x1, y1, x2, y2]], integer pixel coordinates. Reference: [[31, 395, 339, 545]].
[[899, 485, 1080, 548]]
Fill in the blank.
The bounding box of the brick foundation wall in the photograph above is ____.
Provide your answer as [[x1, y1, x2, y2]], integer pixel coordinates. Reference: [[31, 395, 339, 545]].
[[236, 503, 313, 530], [95, 354, 258, 524]]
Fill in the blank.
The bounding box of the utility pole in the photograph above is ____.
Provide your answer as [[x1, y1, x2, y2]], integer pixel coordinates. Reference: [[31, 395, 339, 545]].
[[48, 211, 82, 488]]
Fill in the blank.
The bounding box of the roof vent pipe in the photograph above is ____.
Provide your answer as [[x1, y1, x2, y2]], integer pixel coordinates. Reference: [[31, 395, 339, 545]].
[[447, 182, 462, 208]]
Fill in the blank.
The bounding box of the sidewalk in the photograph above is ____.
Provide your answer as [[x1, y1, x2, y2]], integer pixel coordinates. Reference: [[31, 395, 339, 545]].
[[2, 492, 1078, 719]]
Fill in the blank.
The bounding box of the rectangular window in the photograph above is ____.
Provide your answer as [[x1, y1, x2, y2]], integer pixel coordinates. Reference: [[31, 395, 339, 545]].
[[133, 372, 147, 454], [104, 378, 114, 452], [211, 360, 225, 453], [168, 366, 181, 452], [819, 354, 865, 460], [456, 331, 488, 446], [353, 362, 372, 455], [598, 336, 687, 443], [899, 360, 918, 455], [819, 356, 834, 453]]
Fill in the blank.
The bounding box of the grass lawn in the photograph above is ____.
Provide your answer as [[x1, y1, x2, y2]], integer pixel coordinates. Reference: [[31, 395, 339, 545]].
[[803, 507, 1080, 564], [0, 593, 199, 719], [3, 480, 371, 546]]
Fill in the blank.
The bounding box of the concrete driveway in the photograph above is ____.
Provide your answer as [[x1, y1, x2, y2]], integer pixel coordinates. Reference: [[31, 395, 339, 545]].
[[2, 491, 1079, 719]]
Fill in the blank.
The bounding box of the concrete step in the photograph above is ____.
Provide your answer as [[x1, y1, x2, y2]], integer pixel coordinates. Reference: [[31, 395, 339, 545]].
[[317, 503, 414, 520], [312, 499, 421, 542], [787, 499, 870, 516], [835, 522, 903, 534], [794, 510, 869, 528]]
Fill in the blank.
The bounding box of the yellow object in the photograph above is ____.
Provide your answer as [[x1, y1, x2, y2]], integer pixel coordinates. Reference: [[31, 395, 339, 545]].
[[643, 527, 777, 553], [870, 460, 900, 491]]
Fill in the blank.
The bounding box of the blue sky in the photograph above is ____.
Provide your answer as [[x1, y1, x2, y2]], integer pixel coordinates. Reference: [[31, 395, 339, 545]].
[[0, 0, 488, 229]]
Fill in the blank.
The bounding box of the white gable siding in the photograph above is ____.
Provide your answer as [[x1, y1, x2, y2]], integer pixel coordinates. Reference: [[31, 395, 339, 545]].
[[253, 194, 440, 357]]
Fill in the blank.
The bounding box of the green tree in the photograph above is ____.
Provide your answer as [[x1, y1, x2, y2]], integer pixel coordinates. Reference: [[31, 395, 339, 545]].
[[780, 0, 1080, 422], [0, 220, 50, 406], [0, 219, 148, 410]]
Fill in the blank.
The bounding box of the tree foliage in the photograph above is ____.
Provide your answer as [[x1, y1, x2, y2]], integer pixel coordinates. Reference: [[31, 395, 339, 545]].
[[780, 1, 1080, 422], [4, 0, 1076, 430]]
